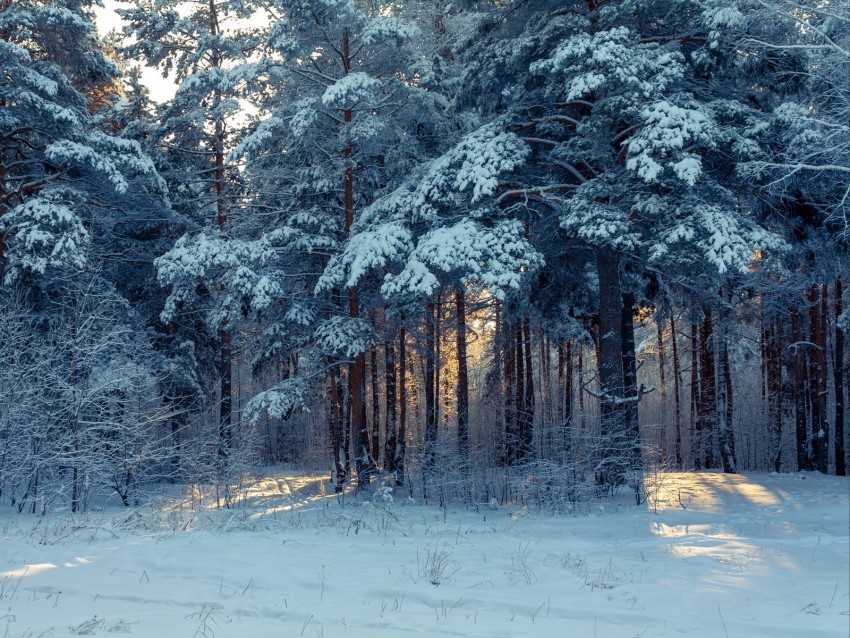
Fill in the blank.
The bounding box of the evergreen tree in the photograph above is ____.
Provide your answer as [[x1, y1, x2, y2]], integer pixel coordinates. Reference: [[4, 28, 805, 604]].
[[0, 0, 176, 510], [120, 0, 267, 464], [233, 0, 451, 488]]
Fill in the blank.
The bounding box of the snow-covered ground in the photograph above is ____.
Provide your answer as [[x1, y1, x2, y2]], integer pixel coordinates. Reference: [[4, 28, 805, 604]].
[[1, 471, 847, 637]]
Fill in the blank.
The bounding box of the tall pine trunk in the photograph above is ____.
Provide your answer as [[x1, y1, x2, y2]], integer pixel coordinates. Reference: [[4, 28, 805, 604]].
[[577, 344, 585, 430], [792, 306, 812, 471], [370, 344, 380, 467], [560, 341, 574, 459], [521, 317, 535, 460], [455, 287, 469, 464], [503, 316, 517, 464], [835, 278, 846, 476], [595, 247, 626, 487], [766, 317, 784, 472], [621, 293, 640, 464], [669, 312, 683, 468], [715, 306, 737, 473], [337, 29, 369, 488], [349, 290, 368, 486], [656, 315, 668, 457], [435, 292, 442, 432], [514, 323, 525, 463], [209, 0, 232, 463], [696, 308, 717, 469], [690, 321, 699, 470], [214, 153, 232, 459], [557, 344, 564, 428], [329, 365, 347, 492], [0, 137, 6, 273], [541, 335, 551, 453], [809, 285, 828, 472], [396, 326, 407, 486], [424, 301, 438, 493], [385, 328, 397, 475]]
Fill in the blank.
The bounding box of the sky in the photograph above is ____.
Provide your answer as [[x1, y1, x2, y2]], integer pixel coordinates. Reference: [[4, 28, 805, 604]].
[[92, 0, 178, 103]]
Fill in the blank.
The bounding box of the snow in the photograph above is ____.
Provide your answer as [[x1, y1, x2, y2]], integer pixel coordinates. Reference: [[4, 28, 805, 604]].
[[0, 471, 846, 637], [0, 197, 90, 281], [244, 379, 308, 425], [362, 17, 420, 45], [45, 140, 130, 193], [532, 28, 684, 101], [321, 73, 382, 109], [314, 315, 376, 358], [379, 219, 540, 300], [626, 101, 714, 184], [419, 124, 529, 205]]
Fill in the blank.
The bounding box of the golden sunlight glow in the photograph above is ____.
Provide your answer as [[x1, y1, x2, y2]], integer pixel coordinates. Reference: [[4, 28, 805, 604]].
[[647, 473, 804, 580], [247, 474, 339, 518], [0, 563, 57, 579], [647, 472, 785, 513], [62, 557, 92, 568], [162, 472, 336, 517]]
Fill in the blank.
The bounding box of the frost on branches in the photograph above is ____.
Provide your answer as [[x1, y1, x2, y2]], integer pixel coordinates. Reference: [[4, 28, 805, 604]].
[[319, 124, 539, 300]]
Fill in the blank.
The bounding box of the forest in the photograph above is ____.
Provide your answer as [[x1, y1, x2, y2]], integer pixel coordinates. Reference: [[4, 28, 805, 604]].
[[0, 0, 848, 515]]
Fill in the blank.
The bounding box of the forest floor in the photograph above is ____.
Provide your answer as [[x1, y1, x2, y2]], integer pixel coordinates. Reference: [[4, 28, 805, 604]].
[[0, 470, 847, 637]]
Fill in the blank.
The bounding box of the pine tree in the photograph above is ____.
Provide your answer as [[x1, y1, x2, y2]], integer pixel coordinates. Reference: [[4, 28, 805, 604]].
[[0, 0, 177, 511], [234, 0, 451, 488], [120, 0, 267, 464]]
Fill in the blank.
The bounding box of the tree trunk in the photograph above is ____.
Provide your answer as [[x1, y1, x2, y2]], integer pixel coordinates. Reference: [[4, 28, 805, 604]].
[[493, 301, 504, 459], [504, 316, 517, 464], [792, 306, 812, 471], [385, 329, 397, 475], [0, 118, 8, 287], [562, 341, 574, 459], [808, 284, 828, 474], [566, 341, 574, 429], [577, 344, 586, 430], [70, 304, 80, 513], [557, 344, 564, 426], [455, 287, 469, 464], [349, 290, 369, 487], [219, 328, 233, 456], [809, 285, 828, 472], [715, 309, 737, 473], [835, 277, 846, 476], [723, 333, 736, 470], [595, 247, 626, 487], [336, 28, 369, 488], [435, 292, 442, 432], [396, 326, 407, 486], [424, 301, 438, 493], [690, 321, 699, 470], [541, 335, 551, 453], [670, 312, 683, 468], [761, 315, 768, 421], [766, 317, 784, 472], [760, 310, 769, 467], [370, 344, 380, 468], [514, 323, 525, 463], [656, 316, 669, 459], [209, 1, 232, 464], [329, 365, 347, 492], [521, 317, 535, 460], [657, 317, 667, 404], [621, 292, 640, 469], [697, 309, 717, 469], [166, 393, 184, 482]]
